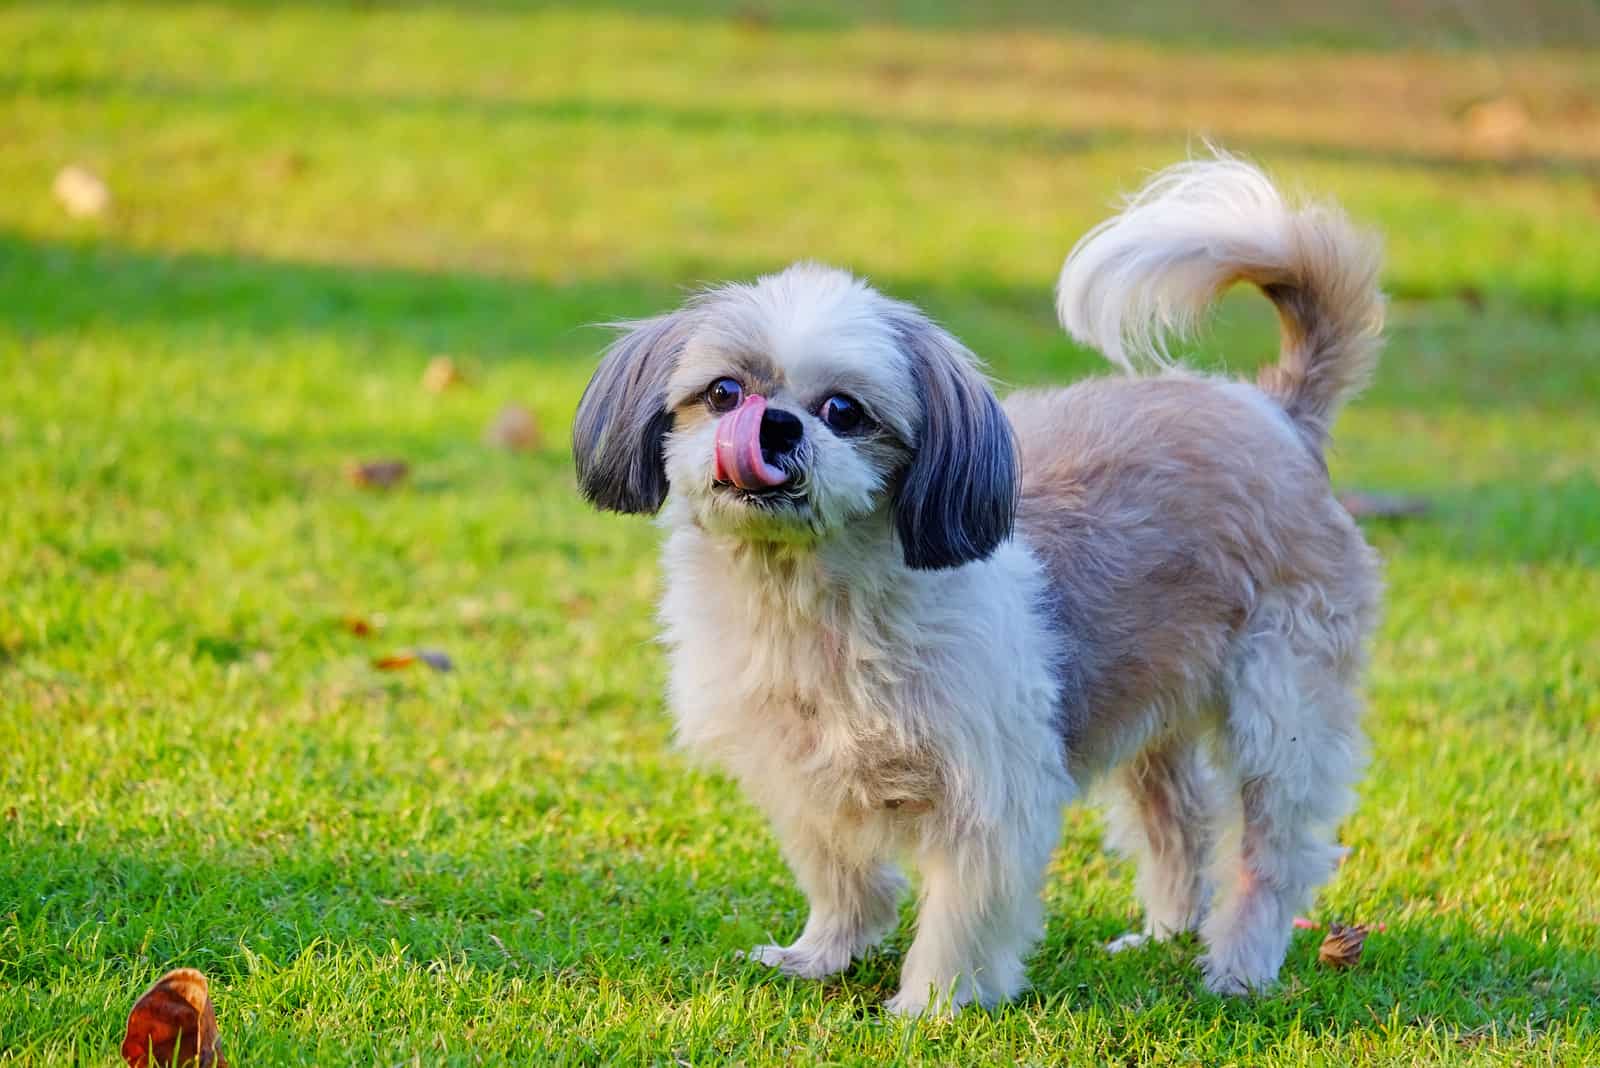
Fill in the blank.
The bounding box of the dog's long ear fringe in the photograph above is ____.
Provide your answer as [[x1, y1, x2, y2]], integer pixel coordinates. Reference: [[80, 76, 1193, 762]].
[[573, 312, 696, 513], [888, 309, 1019, 570]]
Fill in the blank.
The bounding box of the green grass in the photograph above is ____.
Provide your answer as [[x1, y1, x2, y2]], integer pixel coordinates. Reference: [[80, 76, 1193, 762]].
[[2, 3, 1598, 1064]]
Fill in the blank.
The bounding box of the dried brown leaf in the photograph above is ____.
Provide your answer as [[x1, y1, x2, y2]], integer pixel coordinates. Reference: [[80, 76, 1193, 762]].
[[422, 356, 466, 393], [733, 5, 773, 31], [374, 649, 452, 672], [346, 460, 409, 489], [54, 164, 111, 218], [1317, 922, 1370, 969], [121, 968, 225, 1068], [261, 150, 310, 180], [1463, 95, 1531, 157], [484, 403, 541, 451]]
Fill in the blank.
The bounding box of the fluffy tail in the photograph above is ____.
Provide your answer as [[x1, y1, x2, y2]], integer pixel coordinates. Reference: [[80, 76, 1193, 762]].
[[1056, 154, 1384, 446]]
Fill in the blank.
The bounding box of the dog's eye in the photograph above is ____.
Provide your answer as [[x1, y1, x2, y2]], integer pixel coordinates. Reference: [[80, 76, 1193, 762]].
[[818, 394, 866, 434], [705, 377, 744, 413]]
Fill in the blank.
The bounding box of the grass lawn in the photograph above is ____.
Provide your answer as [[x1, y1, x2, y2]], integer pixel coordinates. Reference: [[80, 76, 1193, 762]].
[[2, 3, 1598, 1064]]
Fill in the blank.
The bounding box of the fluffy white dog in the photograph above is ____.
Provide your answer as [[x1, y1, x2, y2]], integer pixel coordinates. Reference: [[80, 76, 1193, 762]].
[[572, 156, 1383, 1015]]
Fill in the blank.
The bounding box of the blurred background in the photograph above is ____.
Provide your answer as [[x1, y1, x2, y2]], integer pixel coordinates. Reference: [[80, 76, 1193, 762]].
[[3, 2, 1598, 1063]]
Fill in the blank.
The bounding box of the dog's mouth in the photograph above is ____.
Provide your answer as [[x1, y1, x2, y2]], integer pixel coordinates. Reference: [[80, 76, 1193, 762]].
[[712, 477, 810, 512]]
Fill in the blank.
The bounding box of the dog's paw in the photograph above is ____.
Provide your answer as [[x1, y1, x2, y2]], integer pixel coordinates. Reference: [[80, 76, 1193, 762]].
[[883, 980, 980, 1018], [1201, 969, 1251, 996], [883, 987, 943, 1018], [882, 988, 925, 1018], [1199, 935, 1285, 996], [1200, 958, 1272, 997], [1105, 931, 1152, 954], [740, 942, 849, 980]]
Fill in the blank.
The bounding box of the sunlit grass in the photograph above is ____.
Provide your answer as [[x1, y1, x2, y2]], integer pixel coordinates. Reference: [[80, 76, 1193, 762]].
[[1, 3, 1597, 1065]]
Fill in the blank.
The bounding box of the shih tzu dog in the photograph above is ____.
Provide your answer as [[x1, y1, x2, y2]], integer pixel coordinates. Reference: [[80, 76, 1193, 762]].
[[572, 156, 1382, 1016]]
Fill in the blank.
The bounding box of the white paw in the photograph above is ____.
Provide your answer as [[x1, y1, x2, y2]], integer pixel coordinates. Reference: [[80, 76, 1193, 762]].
[[1105, 931, 1152, 954], [883, 980, 978, 1018], [741, 942, 849, 980], [882, 988, 926, 1017], [883, 987, 945, 1018], [1200, 957, 1272, 996]]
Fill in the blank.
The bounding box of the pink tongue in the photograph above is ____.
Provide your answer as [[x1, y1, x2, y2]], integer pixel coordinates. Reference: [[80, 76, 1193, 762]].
[[714, 394, 788, 490]]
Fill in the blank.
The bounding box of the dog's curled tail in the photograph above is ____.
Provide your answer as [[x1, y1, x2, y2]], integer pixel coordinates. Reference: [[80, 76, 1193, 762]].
[[1055, 154, 1384, 445]]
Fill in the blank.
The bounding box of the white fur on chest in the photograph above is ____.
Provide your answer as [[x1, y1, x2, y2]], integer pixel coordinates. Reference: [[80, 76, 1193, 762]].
[[658, 517, 1072, 850]]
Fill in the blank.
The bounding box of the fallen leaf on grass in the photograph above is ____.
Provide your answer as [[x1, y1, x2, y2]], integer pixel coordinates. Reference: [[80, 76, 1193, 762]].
[[374, 648, 453, 672], [54, 164, 111, 218], [1456, 285, 1485, 313], [1462, 95, 1531, 157], [733, 4, 774, 31], [484, 403, 541, 451], [1317, 923, 1370, 969], [346, 459, 409, 489], [1337, 491, 1431, 520], [422, 356, 466, 393], [260, 150, 310, 181], [121, 968, 225, 1067]]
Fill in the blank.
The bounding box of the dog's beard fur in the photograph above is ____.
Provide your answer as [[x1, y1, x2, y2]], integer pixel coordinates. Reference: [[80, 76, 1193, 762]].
[[573, 154, 1384, 1015]]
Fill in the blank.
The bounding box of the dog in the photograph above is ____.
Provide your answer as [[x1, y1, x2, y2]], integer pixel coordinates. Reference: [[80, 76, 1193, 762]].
[[571, 156, 1383, 1015]]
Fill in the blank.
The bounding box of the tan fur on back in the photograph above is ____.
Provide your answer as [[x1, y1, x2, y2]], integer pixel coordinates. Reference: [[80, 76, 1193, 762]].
[[1007, 375, 1380, 773]]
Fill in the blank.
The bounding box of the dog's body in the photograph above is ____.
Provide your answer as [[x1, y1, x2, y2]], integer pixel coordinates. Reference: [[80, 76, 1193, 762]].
[[575, 158, 1383, 1014]]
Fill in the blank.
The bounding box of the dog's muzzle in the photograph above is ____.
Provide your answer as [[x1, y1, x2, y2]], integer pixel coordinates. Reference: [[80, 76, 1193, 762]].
[[713, 394, 795, 491]]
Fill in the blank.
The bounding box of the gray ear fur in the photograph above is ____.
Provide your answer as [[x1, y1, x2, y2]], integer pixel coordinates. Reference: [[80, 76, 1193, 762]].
[[572, 312, 696, 514], [888, 309, 1020, 570]]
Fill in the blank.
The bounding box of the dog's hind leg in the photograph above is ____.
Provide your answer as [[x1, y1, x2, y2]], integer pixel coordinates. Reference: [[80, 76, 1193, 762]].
[[1102, 728, 1222, 953], [1199, 599, 1368, 995]]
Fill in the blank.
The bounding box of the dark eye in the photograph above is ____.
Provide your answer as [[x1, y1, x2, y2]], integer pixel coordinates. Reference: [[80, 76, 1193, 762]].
[[818, 394, 865, 434], [705, 377, 743, 413]]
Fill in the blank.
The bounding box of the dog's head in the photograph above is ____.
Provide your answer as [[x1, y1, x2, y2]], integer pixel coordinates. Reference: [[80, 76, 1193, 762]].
[[573, 263, 1018, 569]]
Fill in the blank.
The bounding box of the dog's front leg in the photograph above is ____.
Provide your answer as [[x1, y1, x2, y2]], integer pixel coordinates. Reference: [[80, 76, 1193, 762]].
[[746, 825, 905, 980], [885, 810, 1060, 1017]]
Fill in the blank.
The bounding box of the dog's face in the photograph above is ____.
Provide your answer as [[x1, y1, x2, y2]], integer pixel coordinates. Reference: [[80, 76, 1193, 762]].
[[573, 264, 1018, 569]]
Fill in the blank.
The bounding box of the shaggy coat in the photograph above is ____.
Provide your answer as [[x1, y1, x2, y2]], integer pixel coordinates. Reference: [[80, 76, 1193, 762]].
[[572, 157, 1383, 1015]]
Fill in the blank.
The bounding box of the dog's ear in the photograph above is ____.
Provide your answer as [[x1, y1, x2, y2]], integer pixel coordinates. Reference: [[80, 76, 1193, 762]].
[[573, 312, 695, 514], [888, 308, 1019, 569]]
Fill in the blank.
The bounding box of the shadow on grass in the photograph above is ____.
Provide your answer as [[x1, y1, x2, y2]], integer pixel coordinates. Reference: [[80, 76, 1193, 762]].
[[56, 0, 1600, 50], [3, 832, 1595, 1041], [6, 229, 1597, 568], [3, 228, 1078, 375], [5, 227, 1596, 381], [1, 229, 663, 369], [1019, 919, 1600, 1035]]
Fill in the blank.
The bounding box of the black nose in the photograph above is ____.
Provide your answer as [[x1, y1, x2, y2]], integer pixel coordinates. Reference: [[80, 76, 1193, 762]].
[[759, 407, 805, 459]]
